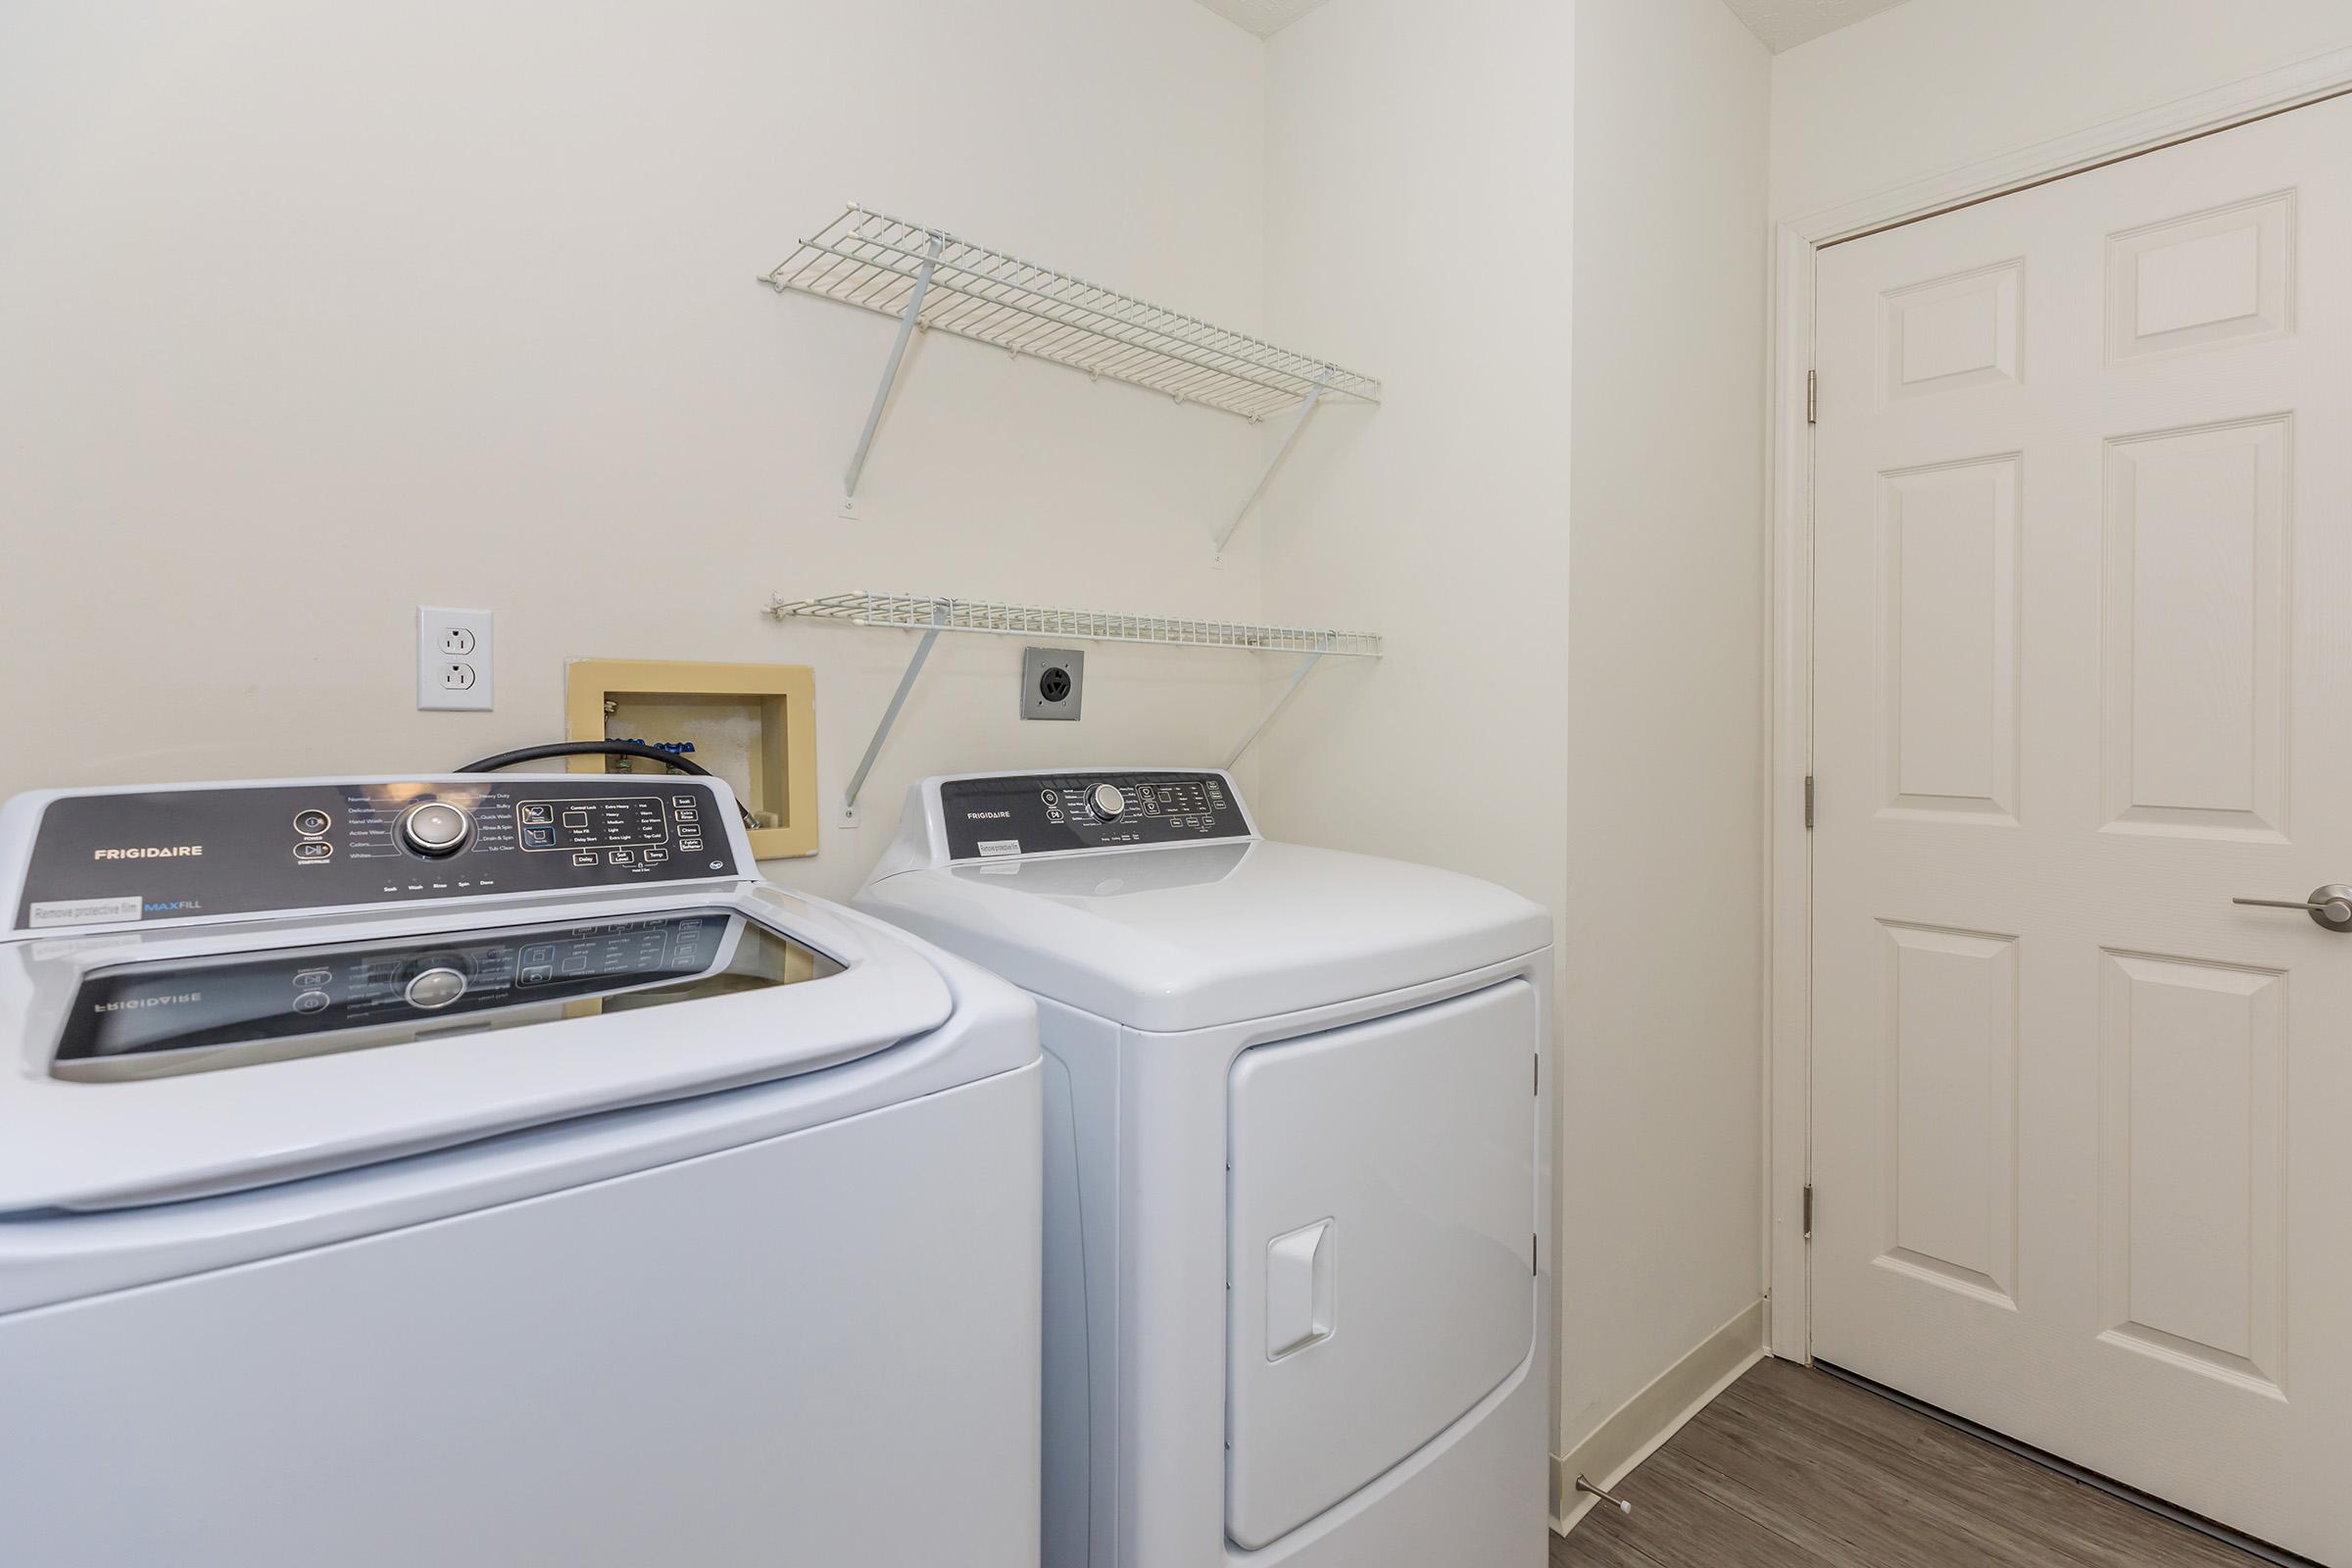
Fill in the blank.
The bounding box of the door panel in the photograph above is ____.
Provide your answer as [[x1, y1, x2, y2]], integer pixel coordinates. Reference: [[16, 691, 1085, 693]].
[[1224, 980, 1536, 1551], [1812, 93, 2352, 1565]]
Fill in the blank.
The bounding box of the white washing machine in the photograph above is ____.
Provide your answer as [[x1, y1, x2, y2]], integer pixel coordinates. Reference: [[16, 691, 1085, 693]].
[[857, 769, 1553, 1568], [0, 774, 1042, 1568]]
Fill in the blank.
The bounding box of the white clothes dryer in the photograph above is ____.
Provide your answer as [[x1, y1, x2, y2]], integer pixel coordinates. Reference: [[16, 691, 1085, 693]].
[[858, 768, 1553, 1568], [0, 773, 1041, 1568]]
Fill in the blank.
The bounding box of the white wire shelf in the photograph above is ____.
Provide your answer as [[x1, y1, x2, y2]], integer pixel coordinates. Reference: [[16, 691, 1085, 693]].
[[768, 591, 1382, 659], [763, 206, 1381, 423], [769, 592, 1380, 813]]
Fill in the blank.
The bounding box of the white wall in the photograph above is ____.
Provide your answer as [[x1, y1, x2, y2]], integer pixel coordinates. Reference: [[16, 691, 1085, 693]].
[[1253, 0, 1573, 1203], [0, 0, 1270, 902], [1772, 0, 2352, 218], [1259, 0, 1767, 1481], [1563, 0, 1769, 1463]]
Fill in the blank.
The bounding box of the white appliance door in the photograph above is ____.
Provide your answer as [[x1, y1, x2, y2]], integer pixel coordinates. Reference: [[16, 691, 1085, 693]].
[[1224, 979, 1537, 1550], [1811, 93, 2352, 1563]]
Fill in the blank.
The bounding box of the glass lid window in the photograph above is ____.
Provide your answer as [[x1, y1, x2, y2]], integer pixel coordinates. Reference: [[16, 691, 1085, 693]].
[[53, 909, 844, 1082]]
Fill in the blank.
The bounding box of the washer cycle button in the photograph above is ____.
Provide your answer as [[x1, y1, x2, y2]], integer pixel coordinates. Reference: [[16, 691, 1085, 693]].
[[292, 841, 334, 861], [292, 809, 332, 837], [292, 990, 330, 1015]]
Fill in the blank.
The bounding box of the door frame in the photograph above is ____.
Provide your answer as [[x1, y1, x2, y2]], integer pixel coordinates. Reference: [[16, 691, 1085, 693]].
[[1763, 43, 2352, 1361]]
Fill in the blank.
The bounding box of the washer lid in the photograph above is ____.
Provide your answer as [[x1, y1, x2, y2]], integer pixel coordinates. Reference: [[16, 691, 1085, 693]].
[[0, 887, 954, 1213], [858, 840, 1549, 1032]]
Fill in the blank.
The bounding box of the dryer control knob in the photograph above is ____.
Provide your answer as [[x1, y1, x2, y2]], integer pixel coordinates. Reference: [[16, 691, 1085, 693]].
[[399, 801, 472, 858], [1090, 782, 1127, 819]]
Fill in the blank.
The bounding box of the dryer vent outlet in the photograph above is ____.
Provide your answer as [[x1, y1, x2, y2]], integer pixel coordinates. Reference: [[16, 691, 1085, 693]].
[[1021, 646, 1084, 721]]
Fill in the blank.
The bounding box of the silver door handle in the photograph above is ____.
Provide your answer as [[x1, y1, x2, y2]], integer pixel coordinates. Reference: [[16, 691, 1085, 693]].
[[2234, 884, 2352, 932]]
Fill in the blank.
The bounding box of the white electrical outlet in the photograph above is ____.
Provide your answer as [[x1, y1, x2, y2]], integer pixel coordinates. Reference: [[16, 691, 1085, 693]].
[[417, 607, 494, 710]]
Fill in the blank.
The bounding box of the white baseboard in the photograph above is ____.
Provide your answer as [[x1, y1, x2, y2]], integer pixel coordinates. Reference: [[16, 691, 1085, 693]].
[[1548, 1298, 1767, 1535]]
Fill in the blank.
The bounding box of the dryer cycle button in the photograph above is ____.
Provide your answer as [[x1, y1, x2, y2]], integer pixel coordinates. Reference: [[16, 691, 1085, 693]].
[[292, 990, 331, 1015]]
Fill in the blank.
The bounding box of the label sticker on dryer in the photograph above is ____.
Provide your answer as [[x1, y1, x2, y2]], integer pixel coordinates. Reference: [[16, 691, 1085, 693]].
[[976, 840, 1022, 858]]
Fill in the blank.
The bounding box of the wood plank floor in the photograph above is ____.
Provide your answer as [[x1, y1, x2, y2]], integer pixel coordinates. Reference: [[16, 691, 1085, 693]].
[[1550, 1358, 2271, 1568]]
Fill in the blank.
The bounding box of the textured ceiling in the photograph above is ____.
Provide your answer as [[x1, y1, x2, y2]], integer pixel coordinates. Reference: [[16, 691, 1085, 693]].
[[1191, 0, 1335, 40], [1716, 0, 1914, 52]]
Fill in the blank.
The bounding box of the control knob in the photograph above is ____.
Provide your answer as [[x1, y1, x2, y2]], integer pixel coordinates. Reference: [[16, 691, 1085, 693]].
[[404, 967, 467, 1009], [1090, 782, 1127, 819], [399, 801, 472, 858]]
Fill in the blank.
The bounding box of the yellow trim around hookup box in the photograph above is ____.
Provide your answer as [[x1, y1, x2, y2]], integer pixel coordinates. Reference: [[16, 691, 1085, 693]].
[[564, 660, 818, 859]]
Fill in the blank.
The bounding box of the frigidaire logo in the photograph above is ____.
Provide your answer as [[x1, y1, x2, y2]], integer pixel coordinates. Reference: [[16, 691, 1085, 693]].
[[95, 993, 202, 1013], [92, 845, 204, 860], [966, 810, 1012, 820]]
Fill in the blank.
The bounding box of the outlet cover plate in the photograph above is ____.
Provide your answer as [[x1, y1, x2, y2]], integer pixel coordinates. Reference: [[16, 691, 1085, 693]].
[[1021, 646, 1084, 720], [417, 606, 494, 710]]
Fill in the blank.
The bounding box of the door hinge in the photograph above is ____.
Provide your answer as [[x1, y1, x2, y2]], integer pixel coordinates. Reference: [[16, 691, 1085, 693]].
[[1533, 1233, 1540, 1276], [1806, 368, 1818, 424], [1533, 1054, 1540, 1096], [1803, 774, 1815, 831], [1802, 1183, 1815, 1239]]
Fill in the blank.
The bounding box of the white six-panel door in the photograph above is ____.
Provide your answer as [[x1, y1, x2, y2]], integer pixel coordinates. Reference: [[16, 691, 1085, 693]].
[[1811, 95, 2352, 1564]]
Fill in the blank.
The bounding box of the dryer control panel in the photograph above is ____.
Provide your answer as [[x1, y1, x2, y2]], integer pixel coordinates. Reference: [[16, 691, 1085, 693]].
[[7, 776, 746, 933], [938, 770, 1252, 861]]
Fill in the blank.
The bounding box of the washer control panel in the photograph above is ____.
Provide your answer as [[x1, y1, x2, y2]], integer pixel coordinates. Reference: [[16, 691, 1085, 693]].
[[10, 776, 744, 932], [938, 770, 1251, 861]]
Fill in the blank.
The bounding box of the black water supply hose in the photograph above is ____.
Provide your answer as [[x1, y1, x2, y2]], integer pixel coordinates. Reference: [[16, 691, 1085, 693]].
[[455, 741, 760, 831]]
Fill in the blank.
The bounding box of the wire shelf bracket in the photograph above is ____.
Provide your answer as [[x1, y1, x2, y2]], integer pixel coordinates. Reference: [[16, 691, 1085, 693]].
[[767, 592, 1381, 815], [760, 206, 1379, 513], [1221, 638, 1333, 769], [1216, 368, 1329, 561], [840, 231, 942, 505]]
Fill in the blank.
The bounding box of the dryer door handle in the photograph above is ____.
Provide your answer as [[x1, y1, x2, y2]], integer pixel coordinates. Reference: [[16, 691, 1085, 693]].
[[1265, 1219, 1336, 1360]]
